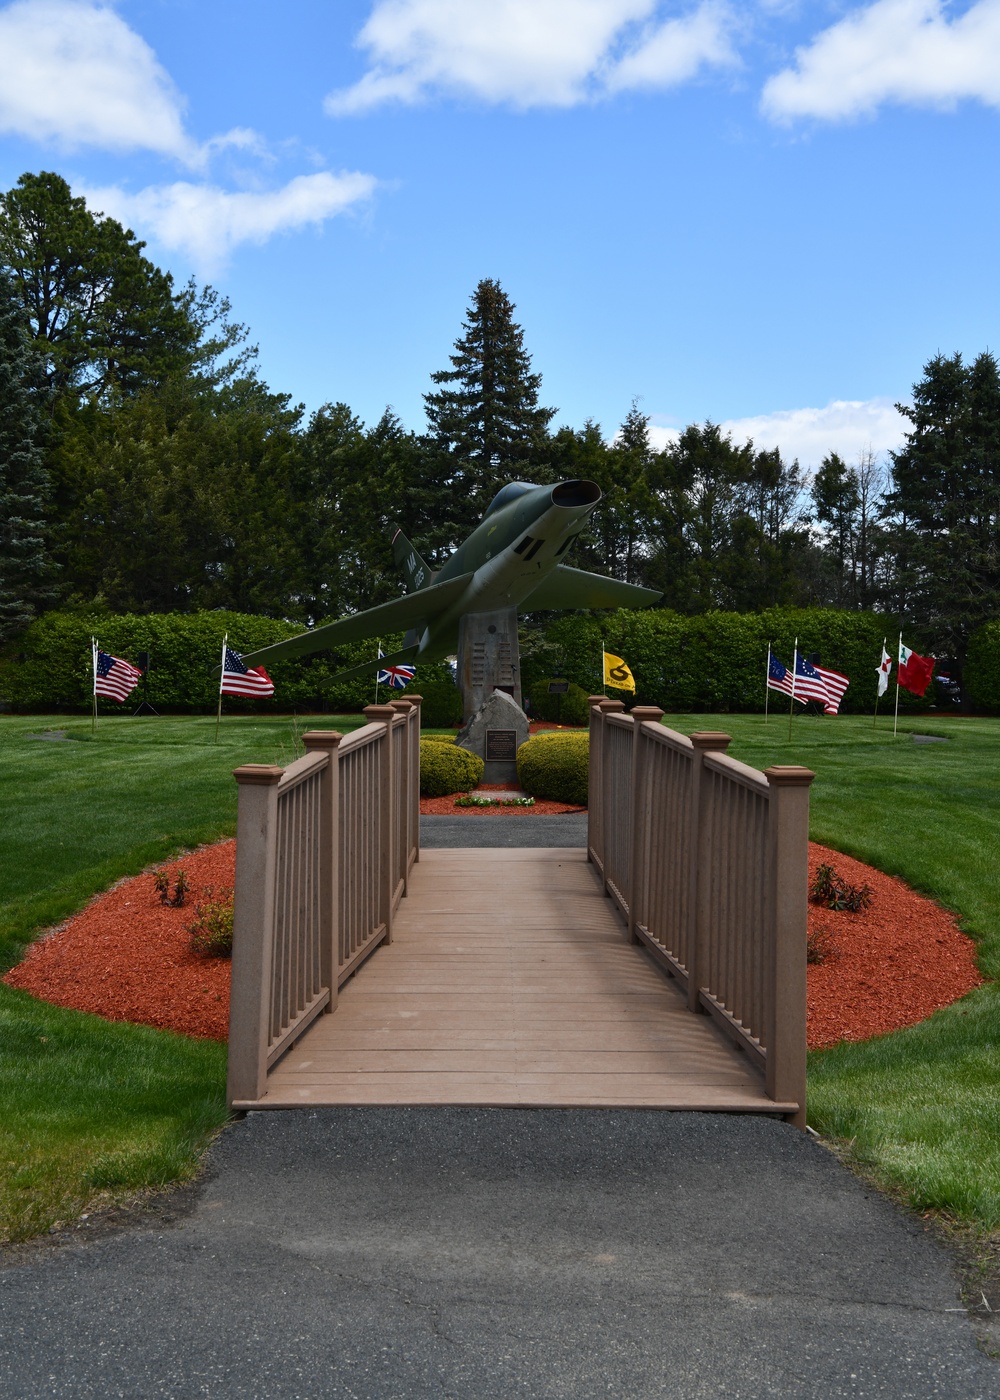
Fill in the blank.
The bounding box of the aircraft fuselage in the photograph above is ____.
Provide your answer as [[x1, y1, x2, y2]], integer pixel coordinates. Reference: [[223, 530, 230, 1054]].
[[416, 480, 602, 658]]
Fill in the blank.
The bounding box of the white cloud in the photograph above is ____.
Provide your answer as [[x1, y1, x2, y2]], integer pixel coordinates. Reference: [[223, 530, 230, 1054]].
[[604, 4, 736, 92], [647, 397, 908, 467], [326, 0, 736, 113], [762, 0, 1000, 122], [83, 172, 378, 272], [0, 0, 202, 162]]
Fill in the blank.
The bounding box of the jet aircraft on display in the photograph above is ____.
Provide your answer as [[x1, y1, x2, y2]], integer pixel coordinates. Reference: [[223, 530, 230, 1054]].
[[240, 479, 662, 681]]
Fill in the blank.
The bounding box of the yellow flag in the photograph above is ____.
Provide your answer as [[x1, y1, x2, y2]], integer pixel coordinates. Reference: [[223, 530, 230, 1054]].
[[603, 651, 636, 692]]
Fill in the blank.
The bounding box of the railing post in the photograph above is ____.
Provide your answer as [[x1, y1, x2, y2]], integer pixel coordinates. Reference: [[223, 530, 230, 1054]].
[[586, 696, 608, 866], [389, 699, 414, 893], [688, 732, 732, 1014], [227, 764, 283, 1106], [301, 731, 342, 1012], [599, 698, 626, 893], [364, 704, 397, 943], [405, 693, 422, 865], [763, 764, 816, 1130], [627, 706, 665, 943]]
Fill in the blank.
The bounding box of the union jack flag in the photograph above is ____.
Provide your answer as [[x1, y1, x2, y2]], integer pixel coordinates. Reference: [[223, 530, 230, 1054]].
[[377, 664, 416, 689]]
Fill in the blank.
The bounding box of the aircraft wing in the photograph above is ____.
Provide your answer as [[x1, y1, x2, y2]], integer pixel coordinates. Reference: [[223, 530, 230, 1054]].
[[520, 565, 662, 611], [327, 645, 419, 685], [239, 573, 473, 668]]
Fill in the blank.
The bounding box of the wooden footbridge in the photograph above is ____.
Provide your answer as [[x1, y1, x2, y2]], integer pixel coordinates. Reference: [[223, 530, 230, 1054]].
[[227, 699, 814, 1127]]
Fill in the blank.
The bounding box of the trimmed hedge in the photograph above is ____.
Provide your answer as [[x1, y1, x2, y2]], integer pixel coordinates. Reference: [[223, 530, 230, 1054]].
[[419, 738, 484, 796], [0, 609, 454, 713], [517, 732, 589, 806], [519, 607, 923, 715], [967, 623, 1000, 713], [527, 678, 590, 725], [417, 678, 463, 728]]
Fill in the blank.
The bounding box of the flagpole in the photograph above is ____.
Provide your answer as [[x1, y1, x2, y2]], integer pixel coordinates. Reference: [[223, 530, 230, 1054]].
[[893, 630, 902, 738], [374, 638, 381, 705], [788, 637, 798, 741], [91, 637, 98, 733], [215, 634, 226, 745], [765, 643, 771, 726]]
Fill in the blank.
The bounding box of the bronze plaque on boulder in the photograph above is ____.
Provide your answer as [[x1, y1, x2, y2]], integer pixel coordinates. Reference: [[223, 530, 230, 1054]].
[[485, 728, 518, 762]]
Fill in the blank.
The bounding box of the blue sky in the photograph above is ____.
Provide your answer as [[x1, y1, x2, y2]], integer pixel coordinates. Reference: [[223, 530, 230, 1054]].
[[0, 0, 998, 467]]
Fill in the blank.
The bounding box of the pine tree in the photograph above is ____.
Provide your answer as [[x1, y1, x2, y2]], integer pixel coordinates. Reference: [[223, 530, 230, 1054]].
[[0, 271, 52, 640], [889, 350, 1000, 664], [423, 279, 555, 527]]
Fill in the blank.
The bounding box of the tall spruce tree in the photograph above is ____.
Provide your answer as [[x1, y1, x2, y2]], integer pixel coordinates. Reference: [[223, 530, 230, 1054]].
[[889, 350, 1000, 665], [0, 271, 51, 639], [423, 278, 555, 531]]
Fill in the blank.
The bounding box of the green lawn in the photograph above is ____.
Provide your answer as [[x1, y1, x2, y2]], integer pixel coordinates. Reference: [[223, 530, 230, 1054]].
[[3, 709, 1000, 1237], [664, 712, 1000, 1226], [0, 712, 367, 1242]]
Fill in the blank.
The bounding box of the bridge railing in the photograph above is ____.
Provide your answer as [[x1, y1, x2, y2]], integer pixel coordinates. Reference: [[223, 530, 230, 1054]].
[[227, 696, 422, 1106], [587, 698, 814, 1125]]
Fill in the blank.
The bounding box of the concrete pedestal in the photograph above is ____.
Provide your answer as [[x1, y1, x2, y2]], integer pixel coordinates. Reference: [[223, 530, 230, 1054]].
[[455, 609, 528, 783], [457, 608, 522, 721]]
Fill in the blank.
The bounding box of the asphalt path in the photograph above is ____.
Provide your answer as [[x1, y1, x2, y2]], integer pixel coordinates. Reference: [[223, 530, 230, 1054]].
[[420, 813, 588, 847], [2, 816, 995, 1398], [2, 1110, 995, 1399]]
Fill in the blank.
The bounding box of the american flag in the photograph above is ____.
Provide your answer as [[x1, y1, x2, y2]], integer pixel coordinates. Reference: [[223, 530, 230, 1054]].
[[94, 647, 143, 703], [813, 663, 850, 715], [792, 653, 834, 706], [377, 664, 416, 689], [767, 651, 795, 698], [220, 645, 274, 697]]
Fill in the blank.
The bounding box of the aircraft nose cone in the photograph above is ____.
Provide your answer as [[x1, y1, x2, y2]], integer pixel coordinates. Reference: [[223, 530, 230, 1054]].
[[550, 480, 602, 509]]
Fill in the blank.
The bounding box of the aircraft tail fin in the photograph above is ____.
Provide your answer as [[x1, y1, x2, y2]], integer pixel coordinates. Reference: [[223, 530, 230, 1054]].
[[391, 528, 434, 593]]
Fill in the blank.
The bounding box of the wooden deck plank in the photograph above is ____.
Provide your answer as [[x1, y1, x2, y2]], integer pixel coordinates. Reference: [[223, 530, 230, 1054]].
[[257, 847, 786, 1113]]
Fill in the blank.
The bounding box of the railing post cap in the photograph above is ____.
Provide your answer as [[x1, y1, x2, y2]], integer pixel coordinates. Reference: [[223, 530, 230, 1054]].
[[363, 704, 397, 723], [631, 706, 665, 723], [301, 730, 343, 751], [233, 764, 284, 785], [691, 731, 732, 751], [388, 698, 412, 712], [597, 697, 626, 712], [764, 764, 816, 787], [587, 694, 609, 706], [404, 692, 423, 704]]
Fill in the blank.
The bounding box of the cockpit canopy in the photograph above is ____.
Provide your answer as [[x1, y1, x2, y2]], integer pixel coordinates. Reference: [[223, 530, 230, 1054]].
[[484, 481, 538, 517]]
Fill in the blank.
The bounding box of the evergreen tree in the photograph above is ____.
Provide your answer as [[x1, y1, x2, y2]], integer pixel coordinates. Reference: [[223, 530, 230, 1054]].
[[0, 271, 52, 640], [424, 278, 555, 531], [0, 172, 204, 402], [889, 350, 1000, 664]]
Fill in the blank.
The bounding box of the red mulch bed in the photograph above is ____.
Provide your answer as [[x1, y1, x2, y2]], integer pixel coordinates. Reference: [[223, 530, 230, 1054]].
[[806, 842, 981, 1049], [5, 843, 235, 1042], [4, 838, 982, 1050]]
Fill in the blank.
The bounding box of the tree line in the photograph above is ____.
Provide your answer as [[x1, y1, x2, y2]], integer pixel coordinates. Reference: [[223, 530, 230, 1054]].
[[1, 169, 998, 683]]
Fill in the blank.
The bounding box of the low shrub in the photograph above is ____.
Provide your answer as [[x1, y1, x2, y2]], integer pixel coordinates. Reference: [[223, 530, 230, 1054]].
[[419, 738, 483, 796], [188, 887, 234, 957], [527, 678, 590, 725], [517, 732, 589, 805], [809, 863, 874, 913]]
